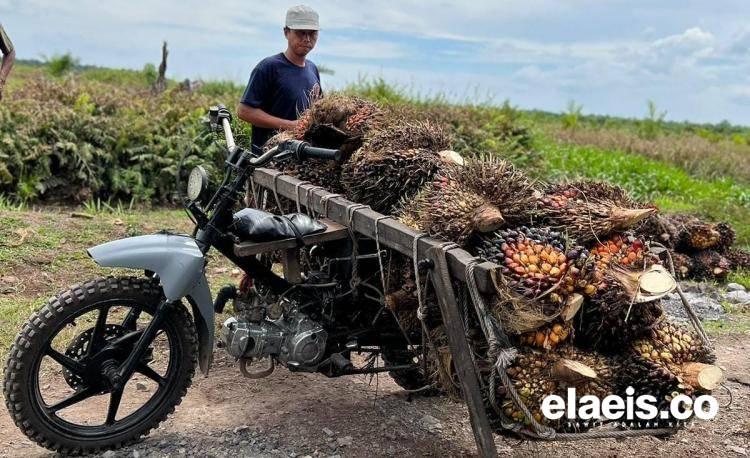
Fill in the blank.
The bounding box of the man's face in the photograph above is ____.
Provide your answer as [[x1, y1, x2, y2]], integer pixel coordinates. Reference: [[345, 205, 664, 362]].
[[285, 28, 318, 57]]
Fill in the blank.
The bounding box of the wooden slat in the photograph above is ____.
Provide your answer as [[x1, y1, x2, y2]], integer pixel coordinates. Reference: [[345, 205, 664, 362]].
[[233, 218, 348, 257], [251, 169, 498, 294], [427, 247, 498, 458]]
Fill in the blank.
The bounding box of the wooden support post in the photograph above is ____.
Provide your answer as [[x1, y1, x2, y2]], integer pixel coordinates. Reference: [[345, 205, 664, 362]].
[[426, 247, 497, 458], [282, 248, 301, 284]]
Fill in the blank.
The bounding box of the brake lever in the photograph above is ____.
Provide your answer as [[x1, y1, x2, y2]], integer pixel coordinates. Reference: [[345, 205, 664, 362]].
[[273, 151, 295, 163]]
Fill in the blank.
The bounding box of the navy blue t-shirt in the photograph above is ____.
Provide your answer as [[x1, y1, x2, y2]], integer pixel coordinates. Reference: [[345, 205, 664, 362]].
[[240, 53, 321, 152]]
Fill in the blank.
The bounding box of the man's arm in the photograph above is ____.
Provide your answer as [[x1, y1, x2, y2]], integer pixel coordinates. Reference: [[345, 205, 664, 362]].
[[237, 103, 297, 131], [0, 24, 16, 101]]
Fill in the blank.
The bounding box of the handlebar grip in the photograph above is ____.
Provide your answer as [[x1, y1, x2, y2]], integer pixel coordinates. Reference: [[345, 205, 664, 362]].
[[300, 144, 342, 162]]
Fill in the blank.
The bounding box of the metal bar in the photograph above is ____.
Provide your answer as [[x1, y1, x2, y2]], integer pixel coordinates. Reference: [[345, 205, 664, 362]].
[[251, 168, 499, 294]]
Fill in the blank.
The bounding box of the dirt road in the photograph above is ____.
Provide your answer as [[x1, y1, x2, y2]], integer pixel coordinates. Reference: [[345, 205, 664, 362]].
[[1, 333, 748, 458]]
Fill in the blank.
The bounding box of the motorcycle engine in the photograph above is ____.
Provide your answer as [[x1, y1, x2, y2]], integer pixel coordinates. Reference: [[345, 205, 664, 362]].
[[221, 313, 328, 368]]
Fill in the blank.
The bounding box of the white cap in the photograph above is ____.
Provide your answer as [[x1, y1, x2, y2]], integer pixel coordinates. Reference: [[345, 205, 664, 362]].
[[285, 5, 320, 30]]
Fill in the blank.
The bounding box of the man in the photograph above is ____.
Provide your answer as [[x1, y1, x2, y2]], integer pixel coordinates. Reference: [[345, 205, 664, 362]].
[[237, 5, 322, 154], [0, 23, 15, 102]]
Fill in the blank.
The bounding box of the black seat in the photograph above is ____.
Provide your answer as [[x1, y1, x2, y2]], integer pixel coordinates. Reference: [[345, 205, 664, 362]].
[[230, 208, 326, 243]]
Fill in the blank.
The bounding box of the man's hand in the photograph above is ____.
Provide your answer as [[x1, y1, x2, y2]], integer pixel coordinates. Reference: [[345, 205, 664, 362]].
[[237, 103, 297, 131]]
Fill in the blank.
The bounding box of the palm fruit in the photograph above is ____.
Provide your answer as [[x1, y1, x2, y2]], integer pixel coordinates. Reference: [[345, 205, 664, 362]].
[[536, 181, 656, 243], [676, 218, 721, 251], [726, 248, 750, 270], [264, 130, 296, 152], [616, 353, 694, 412], [635, 214, 679, 247], [293, 94, 383, 153], [440, 157, 537, 225], [397, 179, 504, 245], [630, 320, 715, 365], [500, 350, 557, 427], [499, 347, 617, 430], [473, 227, 579, 304], [671, 251, 695, 279], [583, 233, 650, 297], [340, 147, 445, 213], [555, 346, 617, 401], [715, 222, 736, 252], [520, 321, 572, 350], [692, 250, 732, 281], [275, 158, 346, 193], [363, 119, 451, 153]]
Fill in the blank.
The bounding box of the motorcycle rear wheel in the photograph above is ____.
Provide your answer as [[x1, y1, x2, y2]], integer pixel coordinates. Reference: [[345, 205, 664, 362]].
[[3, 276, 198, 455]]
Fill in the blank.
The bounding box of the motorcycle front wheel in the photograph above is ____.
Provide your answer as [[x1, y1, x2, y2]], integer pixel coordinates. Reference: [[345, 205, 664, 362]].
[[3, 276, 198, 455]]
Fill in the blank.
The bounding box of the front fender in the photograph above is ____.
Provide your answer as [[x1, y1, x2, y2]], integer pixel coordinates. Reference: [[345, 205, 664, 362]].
[[88, 234, 214, 374]]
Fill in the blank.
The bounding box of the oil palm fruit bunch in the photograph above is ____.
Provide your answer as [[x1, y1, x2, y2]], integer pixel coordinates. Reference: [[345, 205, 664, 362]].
[[585, 234, 655, 295], [473, 226, 579, 304], [500, 350, 557, 426], [692, 250, 732, 281], [715, 222, 736, 252], [397, 179, 504, 245], [555, 346, 618, 401], [671, 252, 695, 279], [726, 248, 750, 270], [635, 214, 679, 247], [520, 321, 573, 350], [630, 320, 715, 365], [536, 181, 656, 243], [293, 94, 383, 153], [363, 119, 451, 153], [340, 147, 456, 213], [675, 217, 722, 252], [440, 157, 537, 225], [617, 353, 694, 409]]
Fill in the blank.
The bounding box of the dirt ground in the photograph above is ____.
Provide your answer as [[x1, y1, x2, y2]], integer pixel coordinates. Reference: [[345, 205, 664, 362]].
[[0, 332, 747, 458], [1, 209, 749, 457]]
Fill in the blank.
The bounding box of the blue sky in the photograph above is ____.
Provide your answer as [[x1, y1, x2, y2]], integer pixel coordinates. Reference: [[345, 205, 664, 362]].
[[2, 0, 749, 124]]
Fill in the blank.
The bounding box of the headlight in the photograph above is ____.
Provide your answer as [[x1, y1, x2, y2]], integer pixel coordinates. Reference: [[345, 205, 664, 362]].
[[187, 166, 209, 202]]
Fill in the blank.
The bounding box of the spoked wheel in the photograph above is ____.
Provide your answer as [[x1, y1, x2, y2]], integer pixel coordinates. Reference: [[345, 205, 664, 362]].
[[3, 277, 198, 455]]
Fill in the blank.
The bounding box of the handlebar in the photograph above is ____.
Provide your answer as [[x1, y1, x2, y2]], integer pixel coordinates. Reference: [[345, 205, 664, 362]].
[[208, 105, 340, 168]]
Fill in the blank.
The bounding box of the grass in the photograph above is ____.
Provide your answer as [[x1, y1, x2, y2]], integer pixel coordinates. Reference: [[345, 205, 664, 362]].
[[0, 206, 240, 353], [727, 269, 750, 290]]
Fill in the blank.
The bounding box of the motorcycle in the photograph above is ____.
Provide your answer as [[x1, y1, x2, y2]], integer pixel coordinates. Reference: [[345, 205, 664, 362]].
[[3, 105, 430, 454]]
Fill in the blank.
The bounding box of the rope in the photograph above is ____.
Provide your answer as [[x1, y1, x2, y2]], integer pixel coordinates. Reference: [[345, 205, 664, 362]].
[[293, 180, 312, 215], [319, 193, 342, 219], [412, 234, 429, 321], [270, 171, 284, 212], [373, 215, 392, 293], [345, 203, 370, 293], [304, 186, 324, 218]]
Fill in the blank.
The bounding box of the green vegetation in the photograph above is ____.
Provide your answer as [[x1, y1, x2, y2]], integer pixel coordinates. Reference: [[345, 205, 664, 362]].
[[1, 59, 748, 247]]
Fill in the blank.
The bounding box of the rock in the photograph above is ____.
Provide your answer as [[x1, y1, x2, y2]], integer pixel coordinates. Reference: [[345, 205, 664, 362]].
[[725, 291, 750, 305], [728, 446, 747, 456], [234, 425, 251, 434], [132, 451, 141, 458], [322, 427, 334, 437], [336, 436, 352, 447], [419, 414, 443, 432], [662, 293, 726, 322], [135, 382, 148, 391], [103, 451, 116, 458], [727, 283, 747, 292]]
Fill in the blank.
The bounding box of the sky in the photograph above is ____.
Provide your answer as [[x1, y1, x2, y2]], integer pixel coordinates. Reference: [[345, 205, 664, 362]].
[[1, 0, 750, 124]]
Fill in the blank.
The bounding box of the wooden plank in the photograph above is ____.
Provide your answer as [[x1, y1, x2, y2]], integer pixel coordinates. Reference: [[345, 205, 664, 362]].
[[426, 246, 498, 458], [233, 218, 348, 257], [251, 169, 498, 294]]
